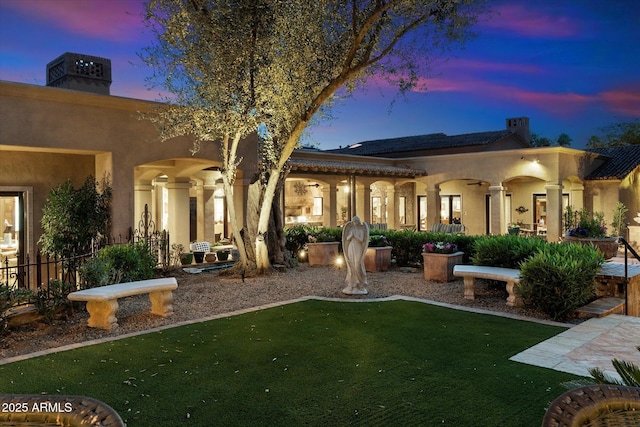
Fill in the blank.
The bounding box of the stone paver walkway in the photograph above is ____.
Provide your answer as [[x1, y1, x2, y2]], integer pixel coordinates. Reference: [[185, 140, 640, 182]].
[[510, 314, 640, 381]]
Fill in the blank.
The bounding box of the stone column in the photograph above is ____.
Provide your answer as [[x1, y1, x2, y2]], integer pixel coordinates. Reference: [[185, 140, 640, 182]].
[[323, 183, 337, 228], [203, 184, 215, 243], [359, 183, 371, 224], [165, 178, 191, 248], [546, 182, 564, 242], [426, 184, 440, 229], [386, 186, 396, 230], [489, 183, 506, 235]]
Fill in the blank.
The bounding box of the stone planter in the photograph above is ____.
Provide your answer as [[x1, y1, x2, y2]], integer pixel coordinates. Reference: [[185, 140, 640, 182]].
[[364, 246, 392, 272], [562, 236, 618, 259], [307, 242, 340, 266], [423, 251, 464, 282]]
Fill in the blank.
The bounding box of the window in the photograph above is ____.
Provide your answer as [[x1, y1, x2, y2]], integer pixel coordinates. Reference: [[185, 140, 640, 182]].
[[313, 197, 323, 216], [399, 196, 406, 224]]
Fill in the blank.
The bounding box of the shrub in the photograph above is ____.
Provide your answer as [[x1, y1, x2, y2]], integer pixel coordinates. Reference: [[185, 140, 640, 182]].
[[285, 226, 343, 260], [565, 207, 607, 238], [0, 286, 34, 334], [471, 235, 547, 269], [368, 234, 390, 247], [34, 279, 77, 321], [80, 242, 156, 288], [39, 176, 112, 258], [517, 243, 604, 321]]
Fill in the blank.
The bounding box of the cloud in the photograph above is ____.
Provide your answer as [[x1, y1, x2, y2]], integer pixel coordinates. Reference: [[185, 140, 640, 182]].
[[599, 87, 640, 117], [4, 0, 145, 42], [481, 4, 580, 38]]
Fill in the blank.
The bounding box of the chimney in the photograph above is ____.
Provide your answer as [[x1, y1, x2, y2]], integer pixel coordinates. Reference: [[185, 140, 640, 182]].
[[46, 52, 112, 95], [506, 117, 530, 145]]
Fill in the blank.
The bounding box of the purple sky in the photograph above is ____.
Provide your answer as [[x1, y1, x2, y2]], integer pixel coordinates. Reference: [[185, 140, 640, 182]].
[[1, 0, 638, 150]]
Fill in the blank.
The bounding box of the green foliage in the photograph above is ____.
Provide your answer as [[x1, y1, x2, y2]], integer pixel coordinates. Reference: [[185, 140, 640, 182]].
[[587, 122, 640, 147], [33, 280, 77, 321], [610, 201, 628, 238], [517, 243, 604, 321], [566, 207, 607, 238], [368, 234, 390, 247], [39, 176, 112, 258], [530, 132, 572, 147], [284, 225, 316, 256], [0, 286, 34, 334], [142, 1, 485, 269], [80, 243, 156, 288], [471, 235, 547, 269], [285, 226, 478, 266]]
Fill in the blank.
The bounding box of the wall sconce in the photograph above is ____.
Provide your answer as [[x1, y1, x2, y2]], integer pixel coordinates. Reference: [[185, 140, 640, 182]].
[[520, 156, 540, 164]]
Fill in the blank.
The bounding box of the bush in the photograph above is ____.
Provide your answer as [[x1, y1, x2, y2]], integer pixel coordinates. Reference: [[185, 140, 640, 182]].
[[80, 242, 156, 288], [0, 286, 34, 334], [471, 235, 547, 269], [39, 176, 112, 258], [517, 243, 604, 321], [34, 279, 77, 321]]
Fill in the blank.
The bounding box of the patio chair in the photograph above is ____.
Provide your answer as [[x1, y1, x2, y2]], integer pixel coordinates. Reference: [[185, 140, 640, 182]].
[[0, 394, 124, 426], [541, 385, 640, 426]]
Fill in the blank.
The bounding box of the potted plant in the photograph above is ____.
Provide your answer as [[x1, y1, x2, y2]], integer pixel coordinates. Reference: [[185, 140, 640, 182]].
[[507, 222, 520, 235], [563, 207, 618, 259], [172, 244, 193, 266], [422, 241, 464, 282], [306, 231, 340, 266], [364, 234, 392, 272], [216, 249, 231, 261]]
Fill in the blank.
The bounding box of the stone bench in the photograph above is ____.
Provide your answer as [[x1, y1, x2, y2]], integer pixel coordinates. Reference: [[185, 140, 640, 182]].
[[68, 277, 178, 330], [452, 265, 521, 306]]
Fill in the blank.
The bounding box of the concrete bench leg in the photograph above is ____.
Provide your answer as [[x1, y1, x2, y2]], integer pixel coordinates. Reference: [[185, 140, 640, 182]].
[[463, 277, 475, 300], [149, 290, 174, 317], [505, 281, 522, 307], [86, 300, 119, 330]]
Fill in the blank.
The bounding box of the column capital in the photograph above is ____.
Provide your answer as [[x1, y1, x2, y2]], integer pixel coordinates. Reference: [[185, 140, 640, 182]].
[[545, 182, 564, 191]]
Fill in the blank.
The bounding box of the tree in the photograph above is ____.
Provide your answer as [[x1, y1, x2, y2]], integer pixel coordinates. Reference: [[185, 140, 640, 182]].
[[530, 132, 571, 147], [556, 133, 572, 147], [587, 122, 640, 148], [530, 132, 552, 147], [39, 176, 112, 258], [142, 0, 485, 273]]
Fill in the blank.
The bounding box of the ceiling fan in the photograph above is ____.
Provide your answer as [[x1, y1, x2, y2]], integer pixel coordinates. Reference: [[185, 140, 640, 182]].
[[466, 181, 483, 186]]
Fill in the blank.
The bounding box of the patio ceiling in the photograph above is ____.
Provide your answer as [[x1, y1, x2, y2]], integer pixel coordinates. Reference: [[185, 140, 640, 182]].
[[288, 158, 426, 178]]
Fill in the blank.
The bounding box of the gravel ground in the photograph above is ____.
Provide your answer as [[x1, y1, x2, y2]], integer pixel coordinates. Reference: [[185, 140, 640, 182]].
[[1, 264, 552, 361]]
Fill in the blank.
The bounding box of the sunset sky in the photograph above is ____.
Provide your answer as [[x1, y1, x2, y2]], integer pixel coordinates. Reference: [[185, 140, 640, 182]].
[[1, 0, 638, 150]]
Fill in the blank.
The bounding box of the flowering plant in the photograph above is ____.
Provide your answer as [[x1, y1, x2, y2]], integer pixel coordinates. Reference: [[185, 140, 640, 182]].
[[369, 235, 390, 247], [565, 208, 607, 238], [422, 242, 459, 254]]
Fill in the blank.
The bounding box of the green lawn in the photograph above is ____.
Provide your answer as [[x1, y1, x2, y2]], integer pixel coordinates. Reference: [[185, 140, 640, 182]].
[[1, 299, 579, 426]]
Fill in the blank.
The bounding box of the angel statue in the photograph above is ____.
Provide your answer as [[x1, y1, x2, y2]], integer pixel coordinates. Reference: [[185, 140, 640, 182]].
[[342, 216, 369, 295]]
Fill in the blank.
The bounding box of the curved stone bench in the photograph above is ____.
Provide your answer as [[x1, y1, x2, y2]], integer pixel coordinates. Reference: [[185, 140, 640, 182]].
[[452, 265, 521, 306], [0, 394, 124, 426], [68, 277, 178, 330]]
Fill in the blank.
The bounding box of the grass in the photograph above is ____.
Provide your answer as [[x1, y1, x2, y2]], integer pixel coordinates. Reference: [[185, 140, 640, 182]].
[[0, 299, 580, 426]]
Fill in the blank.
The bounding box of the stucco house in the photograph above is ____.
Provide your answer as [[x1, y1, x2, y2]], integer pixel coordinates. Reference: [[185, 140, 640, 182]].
[[1, 53, 639, 275]]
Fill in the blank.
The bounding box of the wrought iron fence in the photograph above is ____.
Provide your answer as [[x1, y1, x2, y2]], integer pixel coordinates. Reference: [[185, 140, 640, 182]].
[[1, 205, 169, 302]]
